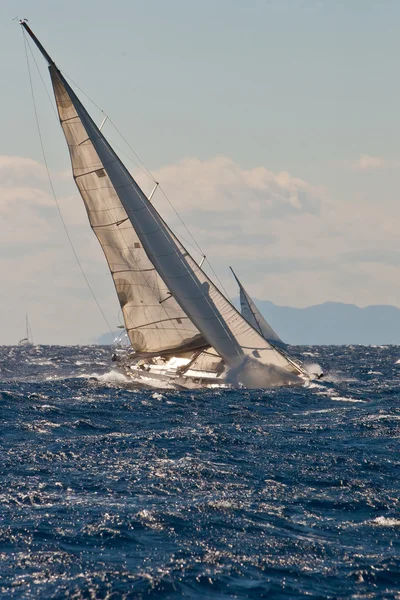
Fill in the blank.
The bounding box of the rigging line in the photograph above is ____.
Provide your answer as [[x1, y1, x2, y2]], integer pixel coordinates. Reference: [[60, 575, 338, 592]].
[[22, 29, 113, 335], [60, 67, 232, 300], [101, 127, 227, 295], [88, 134, 203, 259], [100, 134, 231, 295], [102, 134, 232, 299], [99, 135, 158, 186], [106, 116, 156, 183]]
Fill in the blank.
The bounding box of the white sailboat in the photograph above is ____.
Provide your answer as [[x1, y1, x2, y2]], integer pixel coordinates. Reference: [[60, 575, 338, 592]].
[[21, 21, 310, 389], [18, 314, 34, 346]]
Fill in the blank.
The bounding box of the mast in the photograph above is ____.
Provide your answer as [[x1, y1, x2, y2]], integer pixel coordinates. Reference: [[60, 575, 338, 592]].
[[20, 20, 55, 66]]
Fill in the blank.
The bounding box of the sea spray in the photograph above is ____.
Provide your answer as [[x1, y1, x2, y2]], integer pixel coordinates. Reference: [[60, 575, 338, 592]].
[[226, 356, 303, 388], [304, 362, 323, 378]]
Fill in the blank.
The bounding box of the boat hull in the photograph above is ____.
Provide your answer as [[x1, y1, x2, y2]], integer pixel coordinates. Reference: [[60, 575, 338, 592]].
[[112, 350, 309, 390]]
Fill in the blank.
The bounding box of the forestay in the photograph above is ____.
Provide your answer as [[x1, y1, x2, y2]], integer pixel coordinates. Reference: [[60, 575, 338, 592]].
[[50, 70, 207, 355]]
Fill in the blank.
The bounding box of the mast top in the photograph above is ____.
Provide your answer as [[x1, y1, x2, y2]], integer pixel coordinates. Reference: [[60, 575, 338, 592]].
[[19, 19, 56, 67], [229, 266, 243, 290]]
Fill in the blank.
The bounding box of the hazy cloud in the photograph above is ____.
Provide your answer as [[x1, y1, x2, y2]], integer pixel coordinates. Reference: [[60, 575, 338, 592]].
[[351, 155, 398, 171], [140, 156, 324, 215], [0, 155, 48, 184]]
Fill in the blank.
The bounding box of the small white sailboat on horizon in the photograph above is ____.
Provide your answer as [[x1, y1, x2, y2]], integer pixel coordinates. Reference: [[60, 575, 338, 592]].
[[18, 314, 34, 347], [20, 20, 312, 389]]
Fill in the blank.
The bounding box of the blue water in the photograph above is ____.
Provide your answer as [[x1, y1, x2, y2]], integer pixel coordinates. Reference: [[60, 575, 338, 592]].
[[0, 345, 399, 599]]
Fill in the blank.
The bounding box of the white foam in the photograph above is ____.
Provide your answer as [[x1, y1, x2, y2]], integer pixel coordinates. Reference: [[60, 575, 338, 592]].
[[94, 370, 130, 384], [366, 414, 400, 421], [371, 516, 400, 527], [330, 396, 365, 403], [323, 371, 358, 383], [31, 359, 54, 366], [304, 362, 323, 377], [302, 408, 337, 415]]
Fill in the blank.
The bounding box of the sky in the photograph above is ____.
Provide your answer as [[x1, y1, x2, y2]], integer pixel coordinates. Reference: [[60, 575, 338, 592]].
[[1, 0, 400, 344]]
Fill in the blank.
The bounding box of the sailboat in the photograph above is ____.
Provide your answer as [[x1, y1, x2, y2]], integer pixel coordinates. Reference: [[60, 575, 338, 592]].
[[21, 21, 310, 389], [18, 314, 34, 346]]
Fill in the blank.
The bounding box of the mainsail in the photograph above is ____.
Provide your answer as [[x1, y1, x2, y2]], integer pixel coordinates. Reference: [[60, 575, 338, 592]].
[[51, 68, 207, 355], [230, 267, 286, 349], [23, 27, 206, 355], [23, 22, 306, 382]]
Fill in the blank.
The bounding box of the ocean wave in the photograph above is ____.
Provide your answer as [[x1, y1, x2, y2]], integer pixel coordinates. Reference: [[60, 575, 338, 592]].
[[0, 344, 399, 599]]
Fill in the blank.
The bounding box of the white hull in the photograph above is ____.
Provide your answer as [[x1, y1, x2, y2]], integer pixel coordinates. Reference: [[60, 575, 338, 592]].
[[113, 351, 228, 390], [113, 351, 311, 390]]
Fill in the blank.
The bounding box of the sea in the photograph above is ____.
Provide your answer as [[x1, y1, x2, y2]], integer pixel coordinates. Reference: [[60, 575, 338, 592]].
[[0, 344, 399, 599]]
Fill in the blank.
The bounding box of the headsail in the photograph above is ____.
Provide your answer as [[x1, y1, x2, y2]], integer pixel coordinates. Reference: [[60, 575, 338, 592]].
[[23, 22, 306, 382], [230, 267, 286, 350]]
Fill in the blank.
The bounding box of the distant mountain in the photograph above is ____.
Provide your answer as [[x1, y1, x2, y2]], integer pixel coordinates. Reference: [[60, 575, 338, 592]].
[[95, 301, 400, 346], [238, 300, 400, 345]]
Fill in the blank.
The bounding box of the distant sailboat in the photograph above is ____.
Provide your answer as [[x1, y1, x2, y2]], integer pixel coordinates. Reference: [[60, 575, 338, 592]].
[[230, 267, 287, 349], [20, 20, 310, 388], [18, 314, 34, 346]]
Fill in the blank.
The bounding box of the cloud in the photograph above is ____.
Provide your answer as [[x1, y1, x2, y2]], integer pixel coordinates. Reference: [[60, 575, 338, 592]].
[[137, 155, 400, 307], [0, 155, 48, 185], [139, 156, 324, 215], [350, 154, 398, 171], [0, 155, 117, 344], [1, 153, 400, 343]]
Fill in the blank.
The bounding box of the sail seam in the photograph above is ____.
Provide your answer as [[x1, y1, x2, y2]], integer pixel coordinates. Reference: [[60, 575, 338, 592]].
[[111, 268, 156, 274], [75, 168, 107, 179], [61, 116, 79, 123], [92, 218, 129, 229], [127, 317, 193, 329]]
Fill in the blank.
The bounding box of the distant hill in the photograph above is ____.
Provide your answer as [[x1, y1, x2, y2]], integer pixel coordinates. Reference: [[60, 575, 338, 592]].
[[237, 300, 400, 345], [96, 301, 400, 346]]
